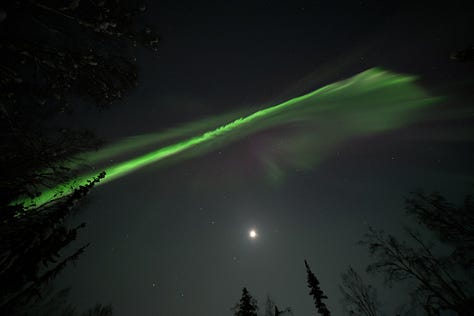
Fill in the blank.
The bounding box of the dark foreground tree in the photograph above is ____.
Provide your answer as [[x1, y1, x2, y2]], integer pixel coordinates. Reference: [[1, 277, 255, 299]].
[[339, 267, 379, 316], [406, 191, 474, 269], [0, 0, 158, 313], [361, 191, 474, 316], [233, 287, 258, 316], [0, 172, 105, 313], [0, 0, 158, 204], [12, 286, 113, 316], [305, 260, 331, 316]]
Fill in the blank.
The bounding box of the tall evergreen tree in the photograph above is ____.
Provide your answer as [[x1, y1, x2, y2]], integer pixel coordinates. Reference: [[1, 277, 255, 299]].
[[0, 0, 158, 312], [233, 287, 258, 316], [305, 260, 331, 316]]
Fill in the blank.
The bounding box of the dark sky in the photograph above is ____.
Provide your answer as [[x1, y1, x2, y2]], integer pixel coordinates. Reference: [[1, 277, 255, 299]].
[[55, 1, 473, 315]]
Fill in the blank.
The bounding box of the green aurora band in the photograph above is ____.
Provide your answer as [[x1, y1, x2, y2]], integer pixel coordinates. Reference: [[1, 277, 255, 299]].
[[17, 68, 439, 208]]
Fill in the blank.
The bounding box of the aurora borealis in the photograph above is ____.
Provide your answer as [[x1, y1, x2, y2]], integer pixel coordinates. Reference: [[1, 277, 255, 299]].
[[20, 68, 437, 209], [6, 1, 474, 314]]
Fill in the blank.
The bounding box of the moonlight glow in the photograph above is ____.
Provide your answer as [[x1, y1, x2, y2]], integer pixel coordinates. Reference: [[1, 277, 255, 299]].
[[249, 229, 257, 239]]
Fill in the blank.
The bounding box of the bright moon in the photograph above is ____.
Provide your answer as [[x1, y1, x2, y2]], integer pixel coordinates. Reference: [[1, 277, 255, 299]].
[[249, 229, 257, 239]]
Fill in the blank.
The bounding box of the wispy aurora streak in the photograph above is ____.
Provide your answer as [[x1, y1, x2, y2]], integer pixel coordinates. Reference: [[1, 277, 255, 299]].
[[18, 68, 438, 208]]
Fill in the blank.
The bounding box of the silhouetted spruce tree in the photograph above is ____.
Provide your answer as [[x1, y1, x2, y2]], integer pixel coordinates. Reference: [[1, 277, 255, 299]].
[[0, 172, 106, 313], [233, 287, 258, 316], [305, 260, 331, 316], [0, 0, 159, 313]]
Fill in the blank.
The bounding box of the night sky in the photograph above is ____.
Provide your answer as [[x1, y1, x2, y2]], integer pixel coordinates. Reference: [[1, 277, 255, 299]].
[[53, 1, 473, 315]]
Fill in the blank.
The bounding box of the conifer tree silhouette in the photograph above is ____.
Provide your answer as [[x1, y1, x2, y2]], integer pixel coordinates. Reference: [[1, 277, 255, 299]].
[[305, 260, 331, 316], [233, 287, 258, 316]]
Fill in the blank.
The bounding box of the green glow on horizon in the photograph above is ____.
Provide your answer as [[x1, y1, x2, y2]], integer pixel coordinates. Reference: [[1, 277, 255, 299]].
[[15, 68, 438, 209]]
